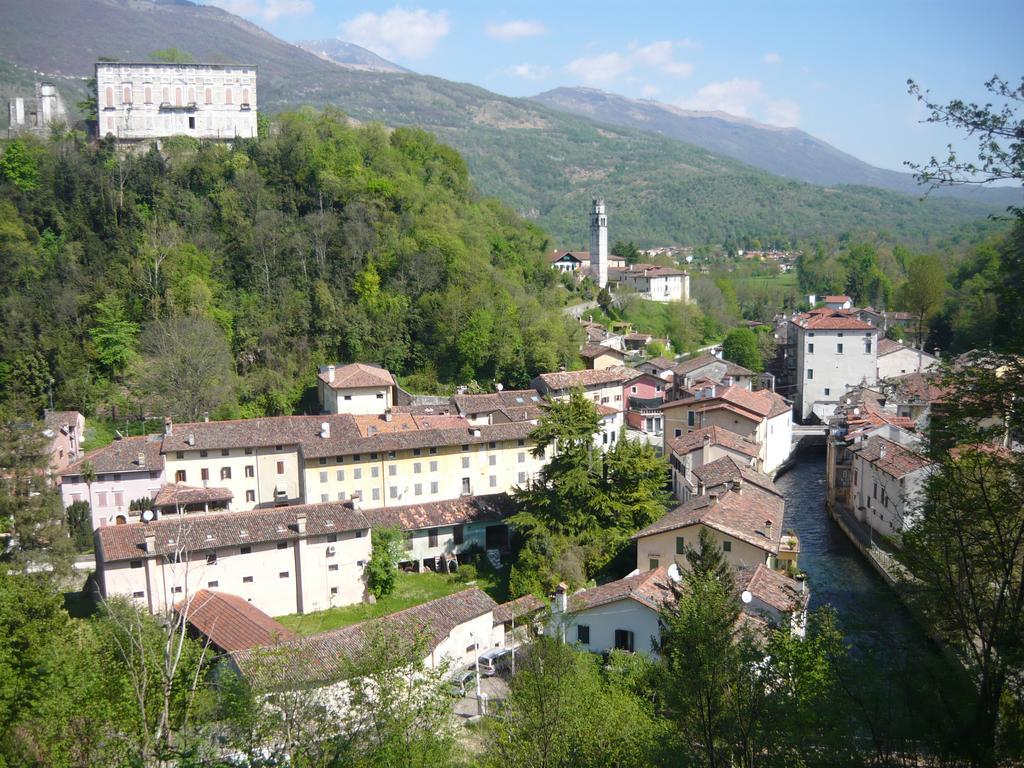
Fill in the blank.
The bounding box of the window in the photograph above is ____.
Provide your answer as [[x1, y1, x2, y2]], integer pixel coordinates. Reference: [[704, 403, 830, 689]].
[[275, 445, 283, 451], [807, 369, 814, 380], [204, 86, 212, 104], [319, 457, 326, 466], [489, 441, 497, 449], [808, 342, 814, 353], [206, 552, 217, 565], [372, 488, 380, 501], [240, 546, 251, 555], [122, 85, 132, 104], [413, 448, 422, 457], [243, 576, 254, 583], [320, 471, 328, 483], [676, 537, 685, 555], [461, 444, 470, 452], [245, 465, 254, 478], [430, 481, 438, 494], [172, 586, 183, 594], [353, 468, 362, 480], [429, 460, 438, 472], [330, 586, 339, 596], [208, 580, 219, 588], [344, 395, 352, 401], [321, 494, 329, 503], [277, 541, 287, 550], [518, 439, 526, 447], [390, 486, 398, 499], [388, 463, 399, 478], [221, 467, 232, 480], [488, 455, 497, 466], [130, 559, 143, 569], [245, 490, 255, 503], [518, 452, 526, 463], [224, 88, 233, 105], [722, 541, 732, 552], [462, 478, 471, 495], [453, 525, 464, 545], [518, 472, 526, 483], [614, 629, 634, 653], [245, 448, 253, 455], [428, 528, 439, 547], [371, 466, 380, 478], [631, 385, 638, 394], [132, 591, 145, 598], [144, 85, 152, 103], [200, 450, 208, 458], [837, 343, 844, 354], [462, 456, 470, 469], [276, 461, 284, 474], [328, 564, 339, 572], [864, 338, 873, 353], [97, 492, 108, 507], [175, 451, 184, 459], [414, 463, 422, 474], [201, 468, 210, 482], [489, 475, 497, 488], [649, 558, 659, 570], [175, 470, 187, 482], [279, 572, 289, 579], [674, 429, 682, 438], [577, 625, 590, 644], [414, 483, 422, 496], [336, 469, 345, 481], [687, 411, 695, 427], [404, 532, 414, 550], [104, 86, 114, 108], [429, 447, 437, 455], [824, 388, 831, 396]]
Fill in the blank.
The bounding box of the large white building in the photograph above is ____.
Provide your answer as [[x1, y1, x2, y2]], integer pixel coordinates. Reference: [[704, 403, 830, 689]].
[[851, 433, 933, 537], [791, 308, 879, 422], [95, 61, 257, 142], [876, 338, 938, 380], [611, 264, 690, 303]]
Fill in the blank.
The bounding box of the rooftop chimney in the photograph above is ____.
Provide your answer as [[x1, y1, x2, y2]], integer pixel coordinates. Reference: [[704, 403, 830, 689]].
[[733, 478, 743, 494], [186, 433, 195, 446], [136, 452, 146, 468], [385, 407, 393, 423], [164, 416, 173, 436], [708, 492, 719, 505], [765, 519, 773, 536], [796, 573, 807, 594], [320, 421, 330, 439], [879, 444, 887, 459], [203, 412, 209, 423], [144, 533, 156, 553], [702, 433, 711, 447], [296, 513, 307, 534], [327, 364, 336, 383], [552, 583, 569, 614]]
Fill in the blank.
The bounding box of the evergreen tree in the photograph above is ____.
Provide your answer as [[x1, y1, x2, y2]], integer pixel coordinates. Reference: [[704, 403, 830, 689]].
[[721, 327, 762, 372]]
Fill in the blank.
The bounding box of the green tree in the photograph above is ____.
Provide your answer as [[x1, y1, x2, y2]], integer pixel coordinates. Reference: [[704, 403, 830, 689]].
[[596, 286, 613, 314], [612, 239, 641, 265], [88, 294, 140, 378], [685, 527, 734, 588], [0, 140, 40, 191], [366, 526, 403, 598], [897, 253, 946, 348], [720, 327, 762, 373], [150, 48, 194, 64], [843, 243, 892, 307]]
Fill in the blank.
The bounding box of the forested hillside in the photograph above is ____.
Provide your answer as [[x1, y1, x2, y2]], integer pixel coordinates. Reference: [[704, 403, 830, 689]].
[[0, 0, 1006, 248], [0, 110, 581, 420]]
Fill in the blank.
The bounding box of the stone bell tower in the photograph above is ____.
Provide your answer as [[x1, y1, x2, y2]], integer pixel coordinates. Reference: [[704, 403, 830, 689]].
[[589, 198, 608, 288]]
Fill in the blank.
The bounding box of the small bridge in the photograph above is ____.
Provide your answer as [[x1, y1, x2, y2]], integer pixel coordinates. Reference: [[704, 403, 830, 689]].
[[791, 424, 827, 449]]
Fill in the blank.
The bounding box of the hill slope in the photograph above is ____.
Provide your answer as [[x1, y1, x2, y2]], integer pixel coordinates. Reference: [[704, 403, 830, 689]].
[[0, 0, 1005, 247], [531, 86, 1021, 207], [297, 39, 411, 74]]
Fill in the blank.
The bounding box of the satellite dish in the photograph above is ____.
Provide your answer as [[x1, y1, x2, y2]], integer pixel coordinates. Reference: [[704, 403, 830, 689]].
[[853, 407, 861, 416], [741, 590, 753, 604], [495, 383, 504, 392], [667, 563, 681, 583], [141, 509, 155, 522]]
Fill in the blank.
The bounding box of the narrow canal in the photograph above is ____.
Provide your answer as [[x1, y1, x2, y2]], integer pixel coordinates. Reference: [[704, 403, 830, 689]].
[[775, 448, 972, 746]]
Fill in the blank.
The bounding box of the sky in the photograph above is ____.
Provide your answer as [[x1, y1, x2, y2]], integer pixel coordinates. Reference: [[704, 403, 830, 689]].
[[203, 0, 1023, 174]]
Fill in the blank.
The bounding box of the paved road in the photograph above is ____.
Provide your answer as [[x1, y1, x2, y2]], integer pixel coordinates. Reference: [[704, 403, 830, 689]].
[[453, 675, 509, 719]]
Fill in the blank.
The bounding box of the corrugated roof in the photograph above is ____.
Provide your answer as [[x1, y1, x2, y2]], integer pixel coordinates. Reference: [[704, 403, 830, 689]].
[[176, 590, 296, 652]]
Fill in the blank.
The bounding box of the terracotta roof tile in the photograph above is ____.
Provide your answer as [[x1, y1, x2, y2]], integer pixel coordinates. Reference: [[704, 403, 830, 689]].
[[580, 343, 624, 359], [493, 594, 545, 624], [693, 456, 782, 498], [548, 250, 588, 263], [362, 493, 514, 531], [97, 501, 371, 562], [567, 568, 675, 613], [855, 436, 933, 479], [318, 363, 396, 389], [176, 590, 296, 652], [792, 310, 876, 331], [153, 484, 233, 508], [663, 385, 790, 419], [452, 390, 543, 416], [231, 588, 496, 687], [641, 356, 677, 372], [884, 371, 949, 404], [666, 426, 760, 459], [736, 564, 807, 614], [535, 368, 631, 391], [63, 434, 165, 476], [824, 295, 851, 303]]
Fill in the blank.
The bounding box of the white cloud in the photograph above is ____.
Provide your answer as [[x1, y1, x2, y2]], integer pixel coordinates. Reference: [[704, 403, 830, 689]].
[[763, 52, 782, 64], [206, 0, 313, 22], [565, 39, 695, 85], [509, 63, 551, 81], [641, 84, 660, 98], [341, 7, 449, 60], [486, 20, 547, 40], [679, 78, 800, 126]]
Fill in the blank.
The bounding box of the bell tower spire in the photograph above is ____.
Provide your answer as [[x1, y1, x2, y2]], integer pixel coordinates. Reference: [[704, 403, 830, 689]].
[[589, 198, 608, 288]]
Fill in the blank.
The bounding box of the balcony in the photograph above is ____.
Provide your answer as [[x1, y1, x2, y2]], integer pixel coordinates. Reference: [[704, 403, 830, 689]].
[[628, 395, 664, 412], [159, 102, 198, 112]]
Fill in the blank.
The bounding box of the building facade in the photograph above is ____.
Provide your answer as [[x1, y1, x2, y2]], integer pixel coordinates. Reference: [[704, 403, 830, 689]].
[[611, 264, 690, 303], [851, 434, 932, 537], [95, 62, 257, 142]]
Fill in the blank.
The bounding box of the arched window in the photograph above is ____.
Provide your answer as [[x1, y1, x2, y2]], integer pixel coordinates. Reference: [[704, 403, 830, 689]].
[[144, 86, 152, 104], [204, 87, 212, 104], [104, 86, 114, 108], [122, 86, 132, 104], [187, 86, 195, 104], [224, 88, 233, 105], [242, 88, 250, 105], [162, 86, 170, 104], [174, 87, 183, 107]]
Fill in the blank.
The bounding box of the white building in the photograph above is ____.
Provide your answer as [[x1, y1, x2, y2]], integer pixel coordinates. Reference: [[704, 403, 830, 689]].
[[95, 61, 257, 142], [548, 250, 587, 273], [876, 338, 939, 380], [318, 363, 396, 415], [8, 82, 69, 136], [531, 368, 629, 448], [823, 295, 853, 310], [590, 199, 609, 288], [666, 426, 761, 501], [851, 433, 933, 537], [611, 264, 690, 303], [95, 501, 372, 617], [791, 308, 879, 422]]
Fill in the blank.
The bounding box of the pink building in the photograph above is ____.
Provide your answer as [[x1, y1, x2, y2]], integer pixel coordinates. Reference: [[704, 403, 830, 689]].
[[60, 434, 166, 528], [43, 410, 85, 479], [624, 372, 668, 436]]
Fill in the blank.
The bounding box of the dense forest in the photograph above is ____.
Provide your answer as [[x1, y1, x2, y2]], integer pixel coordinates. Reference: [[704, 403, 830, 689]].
[[0, 110, 584, 420]]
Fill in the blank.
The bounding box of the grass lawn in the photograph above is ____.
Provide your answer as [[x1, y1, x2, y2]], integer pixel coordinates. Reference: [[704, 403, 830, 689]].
[[81, 416, 160, 452], [277, 568, 509, 636]]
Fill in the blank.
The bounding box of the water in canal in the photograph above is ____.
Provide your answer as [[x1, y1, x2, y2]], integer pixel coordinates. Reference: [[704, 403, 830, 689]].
[[776, 449, 973, 748]]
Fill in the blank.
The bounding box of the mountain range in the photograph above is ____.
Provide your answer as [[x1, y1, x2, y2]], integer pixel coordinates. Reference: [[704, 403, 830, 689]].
[[0, 0, 1012, 248]]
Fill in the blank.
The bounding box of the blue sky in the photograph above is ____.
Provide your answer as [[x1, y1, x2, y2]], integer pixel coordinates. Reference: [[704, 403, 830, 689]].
[[206, 1, 1023, 173]]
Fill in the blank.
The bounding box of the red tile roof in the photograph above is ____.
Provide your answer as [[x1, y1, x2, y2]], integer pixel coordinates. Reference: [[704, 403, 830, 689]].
[[884, 371, 949, 404], [736, 564, 807, 614], [318, 363, 396, 389], [362, 493, 514, 532], [663, 385, 790, 420], [580, 343, 625, 359], [567, 568, 675, 613], [692, 456, 782, 498], [548, 250, 588, 264], [493, 594, 545, 624], [824, 295, 851, 304], [616, 263, 687, 278], [633, 487, 784, 555], [535, 368, 631, 391], [855, 436, 933, 479], [666, 426, 761, 459], [97, 502, 371, 562], [792, 310, 875, 331], [176, 590, 296, 652], [673, 353, 753, 378], [63, 433, 165, 476], [452, 390, 543, 416], [153, 484, 233, 508], [231, 588, 497, 687]]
